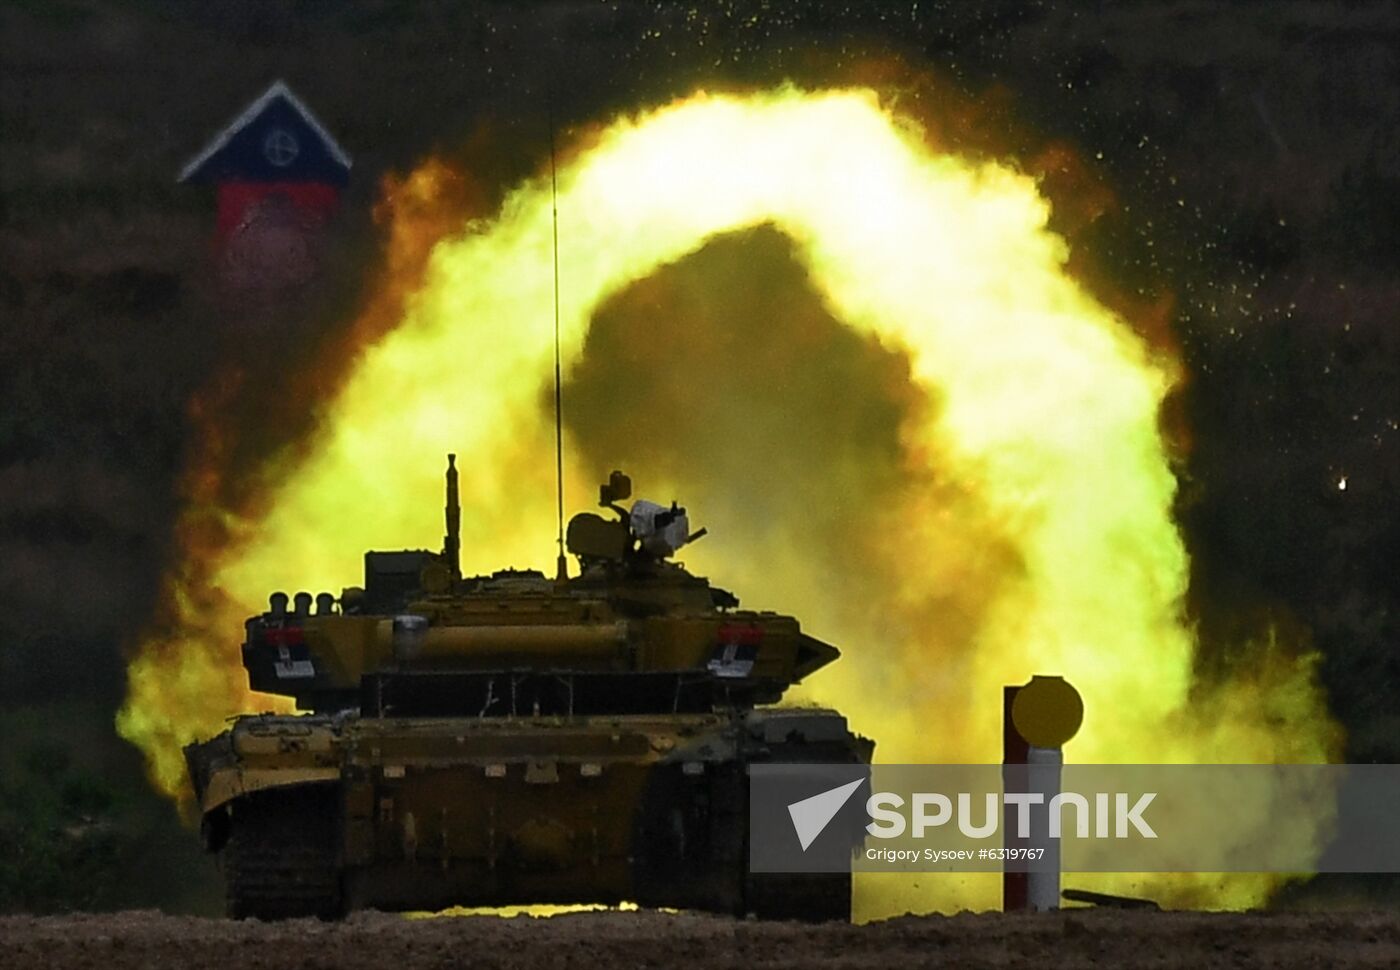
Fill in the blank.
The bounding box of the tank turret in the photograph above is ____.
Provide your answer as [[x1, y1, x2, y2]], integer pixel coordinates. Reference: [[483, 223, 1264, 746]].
[[238, 459, 840, 715]]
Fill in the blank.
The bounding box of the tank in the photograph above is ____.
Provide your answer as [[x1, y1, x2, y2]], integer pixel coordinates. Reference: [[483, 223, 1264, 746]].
[[184, 457, 873, 921]]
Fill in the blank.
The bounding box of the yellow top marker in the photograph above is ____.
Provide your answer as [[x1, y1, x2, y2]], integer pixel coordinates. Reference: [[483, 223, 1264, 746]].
[[1011, 675, 1084, 749]]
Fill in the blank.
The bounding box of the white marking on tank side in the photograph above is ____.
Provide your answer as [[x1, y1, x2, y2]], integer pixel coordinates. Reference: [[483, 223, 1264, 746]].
[[273, 660, 315, 679]]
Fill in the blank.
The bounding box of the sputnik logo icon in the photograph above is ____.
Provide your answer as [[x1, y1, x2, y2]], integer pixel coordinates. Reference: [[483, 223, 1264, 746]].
[[787, 778, 864, 851]]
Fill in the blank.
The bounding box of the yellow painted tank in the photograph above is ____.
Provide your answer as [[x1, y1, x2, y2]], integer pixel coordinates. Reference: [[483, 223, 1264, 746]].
[[185, 459, 872, 921]]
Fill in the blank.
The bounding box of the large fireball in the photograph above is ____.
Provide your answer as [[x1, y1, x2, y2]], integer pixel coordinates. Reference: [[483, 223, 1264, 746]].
[[119, 87, 1337, 918]]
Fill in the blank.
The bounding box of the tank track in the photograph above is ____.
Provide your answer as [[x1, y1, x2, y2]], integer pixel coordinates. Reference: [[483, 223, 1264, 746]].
[[224, 785, 343, 920], [744, 871, 852, 923], [741, 711, 865, 923]]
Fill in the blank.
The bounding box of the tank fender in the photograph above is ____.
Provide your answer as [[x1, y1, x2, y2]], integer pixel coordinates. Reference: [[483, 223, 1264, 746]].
[[200, 766, 342, 815], [746, 708, 853, 744], [661, 729, 738, 766]]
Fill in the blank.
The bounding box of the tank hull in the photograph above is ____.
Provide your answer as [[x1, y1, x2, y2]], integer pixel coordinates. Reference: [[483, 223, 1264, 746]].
[[187, 707, 871, 921]]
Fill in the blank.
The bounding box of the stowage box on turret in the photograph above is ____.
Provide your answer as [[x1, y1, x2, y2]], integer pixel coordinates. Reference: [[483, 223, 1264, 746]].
[[185, 458, 873, 921]]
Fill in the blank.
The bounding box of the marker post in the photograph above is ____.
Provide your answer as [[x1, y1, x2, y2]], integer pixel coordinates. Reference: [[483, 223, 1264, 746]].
[[1025, 744, 1062, 911], [1002, 675, 1083, 913], [1002, 685, 1029, 912]]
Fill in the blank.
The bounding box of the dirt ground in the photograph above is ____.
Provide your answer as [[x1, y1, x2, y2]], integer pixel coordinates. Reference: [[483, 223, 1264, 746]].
[[2, 909, 1397, 970]]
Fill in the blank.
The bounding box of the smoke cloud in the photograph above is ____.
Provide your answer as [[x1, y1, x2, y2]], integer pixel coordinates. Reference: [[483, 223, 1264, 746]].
[[117, 87, 1339, 918]]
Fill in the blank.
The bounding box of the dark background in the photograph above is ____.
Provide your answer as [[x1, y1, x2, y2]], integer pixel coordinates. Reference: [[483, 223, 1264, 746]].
[[1, 0, 1396, 912]]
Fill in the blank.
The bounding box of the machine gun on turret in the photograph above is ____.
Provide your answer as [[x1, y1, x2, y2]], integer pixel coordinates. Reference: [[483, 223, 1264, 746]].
[[566, 469, 708, 570]]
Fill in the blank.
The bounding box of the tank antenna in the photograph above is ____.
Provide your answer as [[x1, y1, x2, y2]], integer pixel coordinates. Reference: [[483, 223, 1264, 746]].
[[549, 93, 568, 582], [444, 453, 461, 580]]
